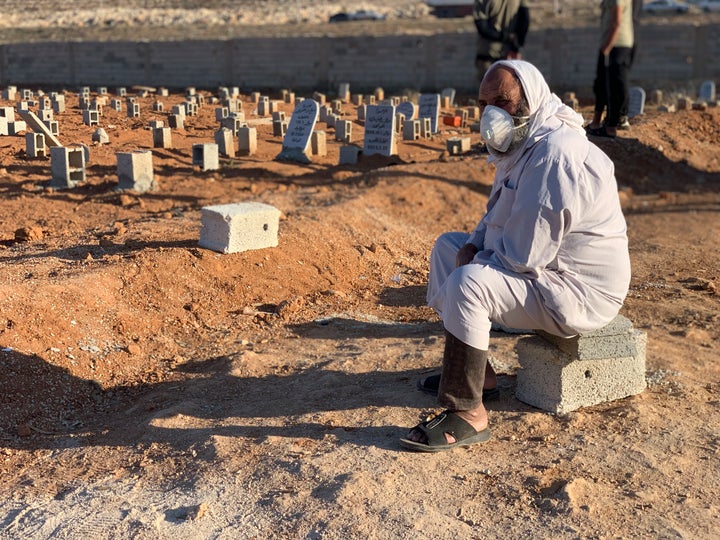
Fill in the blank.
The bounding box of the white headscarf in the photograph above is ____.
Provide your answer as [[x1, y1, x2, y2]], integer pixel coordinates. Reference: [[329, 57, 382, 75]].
[[484, 60, 586, 175]]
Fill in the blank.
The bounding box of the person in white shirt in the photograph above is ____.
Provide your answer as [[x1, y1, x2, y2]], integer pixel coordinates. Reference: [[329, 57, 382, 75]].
[[401, 60, 631, 452]]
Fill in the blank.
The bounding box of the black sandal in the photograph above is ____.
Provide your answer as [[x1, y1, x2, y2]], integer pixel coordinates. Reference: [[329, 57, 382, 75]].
[[417, 373, 500, 401], [400, 410, 491, 452]]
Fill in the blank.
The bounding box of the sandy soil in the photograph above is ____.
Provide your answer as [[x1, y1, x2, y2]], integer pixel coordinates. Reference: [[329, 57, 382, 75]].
[[0, 73, 719, 539]]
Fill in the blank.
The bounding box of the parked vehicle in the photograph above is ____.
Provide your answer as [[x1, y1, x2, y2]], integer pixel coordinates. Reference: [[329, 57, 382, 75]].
[[329, 10, 387, 23], [697, 0, 720, 11], [642, 0, 690, 13], [424, 0, 474, 18]]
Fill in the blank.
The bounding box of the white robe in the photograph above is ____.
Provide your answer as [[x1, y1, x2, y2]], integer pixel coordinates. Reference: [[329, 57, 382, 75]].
[[427, 118, 631, 350]]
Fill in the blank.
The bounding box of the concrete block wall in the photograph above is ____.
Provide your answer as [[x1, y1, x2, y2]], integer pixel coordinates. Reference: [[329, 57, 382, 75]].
[[0, 22, 718, 95]]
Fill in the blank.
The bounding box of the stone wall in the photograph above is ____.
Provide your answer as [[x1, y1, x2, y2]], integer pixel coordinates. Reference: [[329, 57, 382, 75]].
[[0, 21, 717, 97]]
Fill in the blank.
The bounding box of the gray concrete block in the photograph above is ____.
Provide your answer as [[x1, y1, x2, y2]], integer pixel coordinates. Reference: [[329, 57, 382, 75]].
[[447, 137, 471, 155], [152, 127, 172, 149], [192, 143, 219, 171], [339, 145, 361, 165], [117, 150, 154, 192], [537, 315, 637, 359], [199, 202, 281, 254], [515, 331, 647, 414], [50, 146, 86, 188]]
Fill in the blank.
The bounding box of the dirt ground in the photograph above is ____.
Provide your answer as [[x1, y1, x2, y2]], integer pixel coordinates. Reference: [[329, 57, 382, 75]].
[[0, 82, 718, 538]]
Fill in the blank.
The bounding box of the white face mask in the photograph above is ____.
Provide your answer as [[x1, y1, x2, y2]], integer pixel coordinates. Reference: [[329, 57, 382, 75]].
[[480, 105, 530, 153]]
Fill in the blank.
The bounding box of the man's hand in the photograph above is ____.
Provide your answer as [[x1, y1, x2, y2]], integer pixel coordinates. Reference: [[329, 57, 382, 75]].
[[456, 244, 479, 267]]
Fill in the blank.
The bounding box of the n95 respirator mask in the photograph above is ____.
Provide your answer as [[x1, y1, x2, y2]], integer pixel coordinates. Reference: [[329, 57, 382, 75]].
[[480, 105, 530, 153]]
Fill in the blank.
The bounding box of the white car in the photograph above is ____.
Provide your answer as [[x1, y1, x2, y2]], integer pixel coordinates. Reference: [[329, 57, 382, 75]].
[[642, 0, 690, 13], [697, 0, 720, 11]]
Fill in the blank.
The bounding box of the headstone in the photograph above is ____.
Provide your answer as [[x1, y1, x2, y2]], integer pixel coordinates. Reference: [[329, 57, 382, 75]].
[[396, 101, 417, 121], [199, 202, 281, 254], [363, 104, 397, 157], [116, 150, 155, 192], [699, 81, 716, 103], [338, 82, 351, 102], [26, 132, 46, 158], [276, 99, 319, 163], [152, 127, 172, 148], [215, 127, 235, 157], [192, 143, 219, 171], [238, 126, 257, 156], [628, 87, 646, 118], [92, 128, 110, 144], [418, 94, 441, 134]]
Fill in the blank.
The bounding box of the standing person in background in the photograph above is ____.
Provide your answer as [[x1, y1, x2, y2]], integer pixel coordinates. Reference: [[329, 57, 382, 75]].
[[473, 0, 530, 83], [585, 0, 634, 139], [618, 0, 642, 129]]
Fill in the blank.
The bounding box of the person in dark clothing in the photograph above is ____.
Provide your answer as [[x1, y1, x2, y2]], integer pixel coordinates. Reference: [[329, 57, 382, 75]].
[[585, 0, 634, 139], [472, 0, 530, 82]]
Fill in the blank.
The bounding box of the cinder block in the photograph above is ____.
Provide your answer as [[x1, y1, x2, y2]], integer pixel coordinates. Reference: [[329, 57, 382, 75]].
[[536, 315, 638, 360], [117, 150, 154, 192], [50, 146, 86, 188], [311, 130, 327, 156], [152, 127, 172, 148], [238, 126, 257, 156], [335, 120, 352, 143], [82, 109, 99, 126], [169, 114, 184, 129], [192, 143, 219, 171], [0, 117, 7, 136], [8, 121, 27, 135], [516, 317, 647, 414], [127, 102, 140, 118], [26, 132, 46, 158], [214, 127, 235, 157], [403, 119, 420, 141], [199, 202, 281, 254], [447, 137, 471, 155]]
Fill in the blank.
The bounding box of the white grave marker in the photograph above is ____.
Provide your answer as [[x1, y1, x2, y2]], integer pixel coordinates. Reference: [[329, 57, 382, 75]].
[[628, 87, 646, 118], [276, 99, 320, 163], [699, 81, 716, 103], [418, 94, 441, 134], [363, 104, 396, 157], [441, 88, 456, 106]]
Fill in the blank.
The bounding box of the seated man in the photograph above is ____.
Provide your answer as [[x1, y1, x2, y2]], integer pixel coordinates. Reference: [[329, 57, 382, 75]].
[[401, 60, 631, 452]]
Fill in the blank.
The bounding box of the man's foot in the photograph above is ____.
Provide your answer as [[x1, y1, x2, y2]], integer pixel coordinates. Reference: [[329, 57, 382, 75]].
[[618, 116, 630, 130], [400, 409, 490, 452]]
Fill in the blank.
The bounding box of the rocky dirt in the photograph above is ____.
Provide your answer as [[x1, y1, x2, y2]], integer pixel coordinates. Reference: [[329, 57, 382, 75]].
[[0, 2, 719, 539]]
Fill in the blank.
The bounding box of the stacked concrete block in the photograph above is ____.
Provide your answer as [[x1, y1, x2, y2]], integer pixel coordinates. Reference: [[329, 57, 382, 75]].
[[127, 102, 141, 118], [2, 86, 17, 100], [45, 120, 59, 136], [82, 109, 100, 126], [153, 100, 164, 112], [192, 143, 219, 171], [352, 94, 364, 106], [395, 113, 405, 134], [215, 107, 229, 121], [110, 99, 122, 112], [152, 127, 172, 148], [50, 146, 86, 188], [169, 114, 185, 129], [184, 101, 198, 116], [259, 97, 275, 117], [117, 150, 154, 192], [0, 117, 7, 136], [8, 120, 27, 135], [420, 117, 432, 139], [515, 315, 647, 414], [171, 104, 186, 118], [403, 119, 420, 141], [215, 127, 235, 157], [116, 87, 127, 97], [312, 92, 326, 105], [238, 126, 257, 156], [311, 130, 327, 157], [52, 95, 66, 114], [26, 132, 46, 158], [336, 120, 352, 143], [79, 96, 90, 110], [447, 137, 471, 155], [149, 120, 164, 129], [199, 202, 281, 254], [222, 115, 245, 136], [284, 92, 295, 105], [97, 86, 107, 95]]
